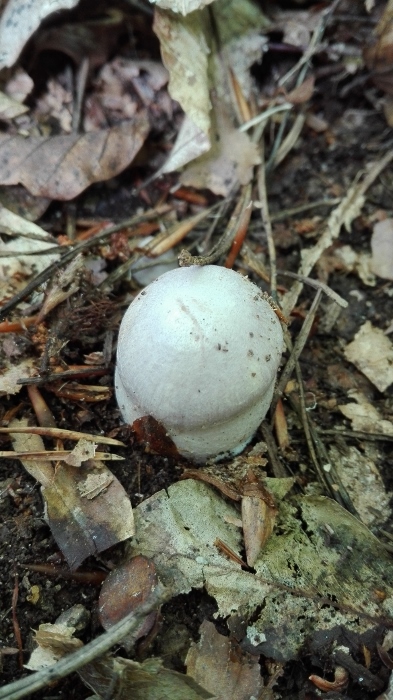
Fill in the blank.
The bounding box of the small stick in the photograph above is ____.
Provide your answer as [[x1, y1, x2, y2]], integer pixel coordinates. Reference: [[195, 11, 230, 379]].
[[0, 584, 168, 700], [260, 422, 288, 478], [272, 289, 322, 413], [258, 142, 277, 300], [224, 201, 252, 268], [12, 576, 23, 669], [0, 208, 169, 321], [0, 426, 125, 447], [178, 185, 251, 267], [277, 270, 348, 308]]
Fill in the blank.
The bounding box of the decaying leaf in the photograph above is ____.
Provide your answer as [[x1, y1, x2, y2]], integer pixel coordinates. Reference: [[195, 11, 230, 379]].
[[61, 441, 100, 467], [339, 390, 393, 436], [240, 470, 277, 567], [128, 479, 393, 661], [154, 8, 211, 135], [180, 101, 261, 196], [371, 219, 393, 280], [10, 420, 134, 569], [0, 205, 60, 300], [156, 0, 268, 191], [344, 321, 393, 392], [364, 0, 393, 95], [25, 622, 83, 671], [0, 115, 149, 200], [99, 556, 159, 645], [0, 358, 36, 396], [328, 443, 392, 528], [149, 0, 216, 14], [80, 656, 213, 700], [0, 0, 80, 70], [186, 620, 264, 699], [0, 90, 29, 119]]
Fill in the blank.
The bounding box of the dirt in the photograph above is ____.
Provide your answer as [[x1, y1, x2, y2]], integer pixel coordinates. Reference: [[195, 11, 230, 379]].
[[1, 0, 393, 698]]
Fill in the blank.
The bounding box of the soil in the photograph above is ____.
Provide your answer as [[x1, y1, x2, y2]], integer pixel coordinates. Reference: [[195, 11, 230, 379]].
[[0, 0, 393, 698]]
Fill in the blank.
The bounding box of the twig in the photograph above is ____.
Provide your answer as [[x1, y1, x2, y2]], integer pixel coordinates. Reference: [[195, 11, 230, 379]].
[[272, 289, 323, 413], [0, 209, 169, 321], [178, 184, 252, 267], [224, 201, 252, 269], [258, 142, 277, 300], [317, 428, 393, 443], [277, 270, 348, 308], [11, 576, 23, 670], [270, 198, 341, 221], [102, 201, 223, 287], [260, 422, 288, 478], [281, 148, 393, 316], [0, 584, 168, 700], [278, 0, 341, 88], [0, 426, 125, 446]]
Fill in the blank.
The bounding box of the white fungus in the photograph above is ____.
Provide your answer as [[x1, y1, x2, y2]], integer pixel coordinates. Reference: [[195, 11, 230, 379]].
[[115, 265, 284, 462]]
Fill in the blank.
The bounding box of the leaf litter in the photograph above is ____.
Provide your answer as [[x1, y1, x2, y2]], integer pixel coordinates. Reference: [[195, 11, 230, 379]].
[[0, 0, 393, 698]]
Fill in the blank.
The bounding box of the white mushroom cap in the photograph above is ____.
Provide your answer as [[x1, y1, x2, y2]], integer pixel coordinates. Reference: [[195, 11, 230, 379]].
[[115, 265, 284, 462]]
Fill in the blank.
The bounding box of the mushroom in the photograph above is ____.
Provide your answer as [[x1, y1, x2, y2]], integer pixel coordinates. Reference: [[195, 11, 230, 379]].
[[115, 265, 284, 462]]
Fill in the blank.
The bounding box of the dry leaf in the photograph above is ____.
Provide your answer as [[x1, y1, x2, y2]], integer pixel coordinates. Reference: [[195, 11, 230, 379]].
[[286, 75, 315, 105], [130, 479, 393, 660], [0, 0, 80, 70], [25, 623, 83, 671], [0, 206, 60, 300], [0, 358, 35, 396], [10, 419, 134, 569], [344, 321, 393, 392], [371, 218, 393, 280], [149, 0, 216, 15], [156, 0, 268, 179], [186, 620, 264, 699], [180, 101, 260, 195], [80, 656, 213, 700], [0, 90, 29, 119], [364, 0, 393, 95], [0, 115, 149, 200], [329, 442, 392, 527], [65, 439, 97, 467], [44, 463, 134, 569], [153, 8, 211, 135], [339, 390, 393, 436], [99, 556, 158, 644]]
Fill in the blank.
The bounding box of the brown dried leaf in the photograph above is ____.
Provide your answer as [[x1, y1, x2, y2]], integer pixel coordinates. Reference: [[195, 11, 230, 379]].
[[180, 102, 260, 196], [25, 622, 83, 671], [186, 620, 264, 699], [99, 556, 158, 644], [0, 115, 149, 200], [286, 75, 315, 105]]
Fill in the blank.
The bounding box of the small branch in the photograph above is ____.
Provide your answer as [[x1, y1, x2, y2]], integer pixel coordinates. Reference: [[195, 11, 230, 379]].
[[272, 288, 323, 413], [0, 584, 168, 700], [178, 185, 251, 267], [277, 270, 348, 308], [258, 142, 277, 300], [12, 576, 23, 670], [0, 209, 169, 321], [281, 148, 393, 316]]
